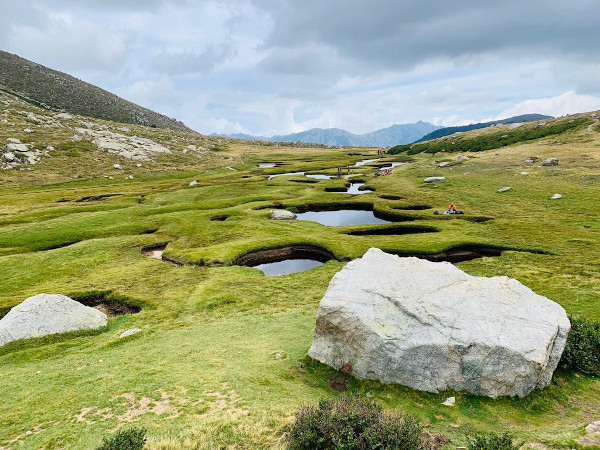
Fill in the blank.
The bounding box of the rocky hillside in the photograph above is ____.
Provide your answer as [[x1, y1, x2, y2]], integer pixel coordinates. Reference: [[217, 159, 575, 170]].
[[0, 51, 191, 132]]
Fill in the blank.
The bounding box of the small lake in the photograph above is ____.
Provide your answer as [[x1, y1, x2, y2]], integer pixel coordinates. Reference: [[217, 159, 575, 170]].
[[296, 209, 389, 226], [353, 158, 381, 166], [254, 259, 324, 276], [332, 183, 373, 195], [305, 174, 335, 180], [268, 171, 305, 180], [379, 162, 405, 170]]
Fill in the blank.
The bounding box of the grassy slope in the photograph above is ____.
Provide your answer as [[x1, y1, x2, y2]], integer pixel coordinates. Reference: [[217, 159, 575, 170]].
[[0, 95, 599, 448]]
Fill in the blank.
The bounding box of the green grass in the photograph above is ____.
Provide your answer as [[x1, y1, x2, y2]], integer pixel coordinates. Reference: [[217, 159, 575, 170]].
[[0, 94, 599, 448]]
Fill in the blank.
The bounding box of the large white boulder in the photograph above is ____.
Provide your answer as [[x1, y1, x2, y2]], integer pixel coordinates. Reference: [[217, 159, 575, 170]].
[[0, 294, 108, 347], [308, 248, 570, 398]]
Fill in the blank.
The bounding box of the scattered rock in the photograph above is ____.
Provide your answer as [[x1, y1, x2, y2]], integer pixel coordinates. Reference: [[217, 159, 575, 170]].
[[424, 176, 446, 183], [270, 209, 297, 220], [55, 113, 73, 120], [308, 248, 570, 398], [497, 187, 512, 193], [72, 134, 82, 142], [114, 164, 123, 170], [6, 143, 29, 152], [3, 152, 16, 162], [127, 175, 134, 180], [119, 328, 141, 338], [579, 420, 600, 446], [524, 159, 534, 164], [551, 193, 562, 200], [0, 294, 108, 347], [542, 157, 559, 166], [521, 172, 529, 176], [76, 128, 171, 161], [23, 128, 34, 133], [189, 180, 198, 187], [442, 397, 455, 407], [439, 162, 451, 168], [136, 163, 142, 168], [47, 145, 55, 151], [6, 138, 21, 143], [509, 123, 523, 129], [456, 155, 469, 162]]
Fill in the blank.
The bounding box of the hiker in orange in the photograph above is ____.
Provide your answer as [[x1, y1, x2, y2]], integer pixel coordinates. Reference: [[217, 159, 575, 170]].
[[448, 203, 457, 214]]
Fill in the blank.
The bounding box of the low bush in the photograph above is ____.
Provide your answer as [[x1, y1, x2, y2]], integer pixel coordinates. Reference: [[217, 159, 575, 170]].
[[467, 432, 522, 450], [287, 396, 433, 450], [97, 427, 147, 450], [561, 316, 600, 375]]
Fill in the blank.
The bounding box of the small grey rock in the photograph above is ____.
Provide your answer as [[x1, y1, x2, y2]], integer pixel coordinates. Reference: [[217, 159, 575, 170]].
[[457, 155, 469, 162], [439, 162, 451, 167], [424, 176, 446, 183], [497, 187, 512, 193], [189, 180, 198, 186], [119, 328, 141, 338], [542, 157, 559, 166], [113, 163, 123, 170], [551, 193, 562, 200]]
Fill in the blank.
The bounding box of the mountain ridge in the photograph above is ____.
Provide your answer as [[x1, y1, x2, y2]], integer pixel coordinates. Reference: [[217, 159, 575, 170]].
[[213, 120, 442, 147], [415, 114, 554, 143]]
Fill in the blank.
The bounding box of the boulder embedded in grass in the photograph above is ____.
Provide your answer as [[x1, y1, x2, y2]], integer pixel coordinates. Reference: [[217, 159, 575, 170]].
[[270, 209, 297, 220], [308, 248, 570, 398], [424, 176, 445, 183], [0, 294, 107, 347]]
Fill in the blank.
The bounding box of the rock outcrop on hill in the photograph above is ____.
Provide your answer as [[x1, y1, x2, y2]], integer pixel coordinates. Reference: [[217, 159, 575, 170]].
[[309, 248, 570, 398], [0, 294, 107, 346]]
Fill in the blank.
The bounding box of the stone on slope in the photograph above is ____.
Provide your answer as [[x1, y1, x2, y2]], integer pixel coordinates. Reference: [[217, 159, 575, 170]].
[[542, 157, 559, 166], [439, 161, 451, 167], [308, 248, 570, 398], [497, 186, 511, 193], [551, 193, 562, 200], [457, 155, 469, 162], [6, 143, 29, 152], [270, 209, 297, 220], [424, 176, 445, 183], [119, 328, 141, 338], [0, 294, 108, 347]]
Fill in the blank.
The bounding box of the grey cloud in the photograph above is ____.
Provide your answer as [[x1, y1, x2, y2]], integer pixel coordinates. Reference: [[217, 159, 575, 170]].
[[152, 45, 237, 74], [251, 0, 600, 72]]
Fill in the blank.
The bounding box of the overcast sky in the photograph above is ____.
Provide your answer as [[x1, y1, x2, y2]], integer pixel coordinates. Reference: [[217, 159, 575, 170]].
[[2, 0, 600, 135]]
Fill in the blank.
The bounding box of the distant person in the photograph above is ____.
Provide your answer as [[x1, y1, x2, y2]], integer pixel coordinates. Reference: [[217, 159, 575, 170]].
[[448, 203, 457, 214]]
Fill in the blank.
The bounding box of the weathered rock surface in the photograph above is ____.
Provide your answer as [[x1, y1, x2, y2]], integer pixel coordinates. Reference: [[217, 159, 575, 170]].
[[439, 161, 451, 167], [497, 186, 512, 193], [551, 193, 562, 200], [0, 294, 107, 347], [308, 248, 570, 398], [424, 176, 445, 183], [457, 155, 469, 162], [542, 157, 559, 166], [270, 209, 297, 220]]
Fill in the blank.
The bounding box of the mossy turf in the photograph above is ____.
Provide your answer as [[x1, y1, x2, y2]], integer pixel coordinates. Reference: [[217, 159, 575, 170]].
[[1, 104, 600, 448]]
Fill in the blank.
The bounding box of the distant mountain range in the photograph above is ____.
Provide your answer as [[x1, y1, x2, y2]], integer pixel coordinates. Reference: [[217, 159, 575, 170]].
[[214, 121, 443, 147], [0, 50, 191, 132], [416, 114, 553, 142]]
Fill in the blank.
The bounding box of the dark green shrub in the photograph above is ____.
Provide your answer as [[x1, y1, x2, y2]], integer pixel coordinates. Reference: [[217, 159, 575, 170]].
[[561, 316, 600, 375], [97, 427, 147, 450], [467, 432, 522, 450], [287, 396, 432, 449]]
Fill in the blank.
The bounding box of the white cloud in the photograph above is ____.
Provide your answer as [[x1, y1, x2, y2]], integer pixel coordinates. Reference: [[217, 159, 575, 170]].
[[498, 91, 600, 119]]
